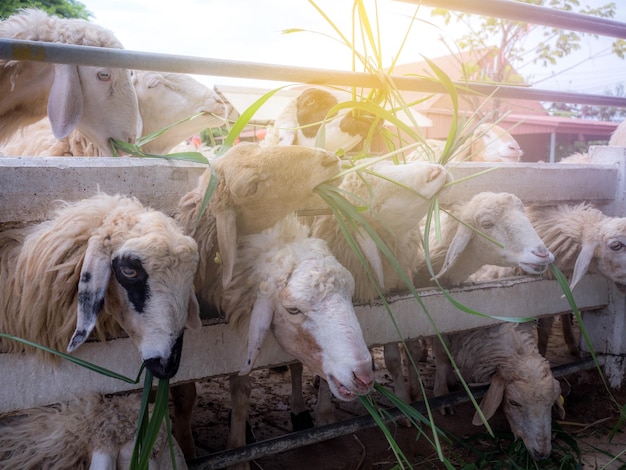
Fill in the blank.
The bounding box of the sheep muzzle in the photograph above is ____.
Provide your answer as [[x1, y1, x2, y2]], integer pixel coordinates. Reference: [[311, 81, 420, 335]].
[[143, 331, 184, 379]]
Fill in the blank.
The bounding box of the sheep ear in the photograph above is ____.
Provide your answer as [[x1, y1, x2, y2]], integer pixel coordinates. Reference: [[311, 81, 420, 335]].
[[436, 225, 472, 280], [239, 295, 274, 376], [48, 64, 83, 139], [554, 394, 566, 420], [355, 229, 384, 287], [215, 209, 238, 288], [68, 238, 111, 352], [472, 373, 506, 425], [570, 242, 597, 291], [186, 290, 202, 329]]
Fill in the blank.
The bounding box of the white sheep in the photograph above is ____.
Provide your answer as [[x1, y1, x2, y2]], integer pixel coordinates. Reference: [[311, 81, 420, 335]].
[[387, 192, 555, 406], [290, 159, 451, 426], [470, 202, 626, 357], [407, 123, 523, 163], [0, 9, 141, 155], [261, 87, 378, 154], [0, 392, 187, 469], [0, 192, 201, 380], [0, 70, 226, 156], [170, 142, 345, 459], [222, 214, 374, 458], [432, 322, 565, 461]]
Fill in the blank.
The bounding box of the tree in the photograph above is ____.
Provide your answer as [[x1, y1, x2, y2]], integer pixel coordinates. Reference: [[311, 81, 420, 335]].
[[1, 0, 90, 20], [431, 0, 626, 119]]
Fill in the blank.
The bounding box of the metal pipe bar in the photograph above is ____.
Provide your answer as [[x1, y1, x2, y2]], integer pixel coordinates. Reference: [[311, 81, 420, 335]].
[[2, 39, 626, 108], [188, 357, 602, 469], [398, 0, 626, 39]]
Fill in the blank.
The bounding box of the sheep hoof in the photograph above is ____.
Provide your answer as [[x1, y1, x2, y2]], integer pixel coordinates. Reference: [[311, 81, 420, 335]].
[[291, 411, 314, 431]]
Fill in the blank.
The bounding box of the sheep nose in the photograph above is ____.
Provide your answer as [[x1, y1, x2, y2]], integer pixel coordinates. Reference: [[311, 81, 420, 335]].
[[533, 246, 554, 262], [427, 165, 443, 182], [353, 363, 375, 392]]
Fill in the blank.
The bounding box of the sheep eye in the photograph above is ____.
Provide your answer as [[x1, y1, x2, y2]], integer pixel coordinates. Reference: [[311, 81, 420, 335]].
[[120, 266, 137, 279], [305, 98, 316, 107], [480, 220, 494, 230], [285, 307, 302, 315], [97, 70, 112, 81], [609, 241, 624, 251], [508, 399, 522, 408]]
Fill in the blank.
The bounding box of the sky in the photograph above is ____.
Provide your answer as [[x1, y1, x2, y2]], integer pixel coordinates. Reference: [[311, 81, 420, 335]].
[[80, 0, 626, 97]]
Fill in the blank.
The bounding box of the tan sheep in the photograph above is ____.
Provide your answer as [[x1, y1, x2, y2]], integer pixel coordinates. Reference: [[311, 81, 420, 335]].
[[433, 322, 565, 461], [0, 70, 226, 156], [0, 193, 200, 380], [0, 9, 140, 155], [0, 392, 187, 469], [407, 123, 523, 163]]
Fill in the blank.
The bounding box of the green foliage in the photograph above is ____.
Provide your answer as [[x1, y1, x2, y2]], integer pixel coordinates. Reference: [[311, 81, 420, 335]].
[[0, 0, 90, 19], [431, 0, 624, 82]]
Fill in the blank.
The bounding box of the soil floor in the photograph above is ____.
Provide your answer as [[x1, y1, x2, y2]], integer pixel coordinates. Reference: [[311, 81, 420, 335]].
[[185, 317, 626, 470]]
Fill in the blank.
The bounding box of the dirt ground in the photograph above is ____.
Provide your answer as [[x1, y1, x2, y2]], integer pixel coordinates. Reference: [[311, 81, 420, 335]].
[[185, 317, 626, 470]]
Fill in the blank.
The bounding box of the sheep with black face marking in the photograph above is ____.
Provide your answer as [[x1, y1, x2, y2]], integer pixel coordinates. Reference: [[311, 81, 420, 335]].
[[0, 392, 187, 470], [0, 70, 226, 156], [262, 87, 379, 154], [0, 193, 200, 380], [432, 322, 565, 461], [0, 9, 140, 155]]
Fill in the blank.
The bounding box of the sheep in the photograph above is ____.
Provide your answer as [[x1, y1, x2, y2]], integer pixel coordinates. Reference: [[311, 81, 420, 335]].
[[289, 159, 452, 426], [470, 202, 626, 357], [261, 87, 379, 154], [386, 192, 554, 405], [0, 70, 227, 156], [0, 192, 201, 380], [0, 392, 187, 469], [609, 119, 626, 146], [407, 123, 523, 163], [221, 214, 374, 459], [432, 322, 565, 461], [529, 203, 626, 356], [0, 9, 141, 156], [170, 141, 345, 458]]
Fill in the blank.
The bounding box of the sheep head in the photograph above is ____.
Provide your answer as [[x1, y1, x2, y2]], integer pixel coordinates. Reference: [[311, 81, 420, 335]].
[[473, 355, 564, 461], [437, 192, 554, 283], [468, 124, 523, 163], [571, 216, 626, 291], [67, 195, 200, 379], [207, 142, 341, 287], [340, 160, 451, 286], [237, 216, 374, 401], [132, 70, 226, 154]]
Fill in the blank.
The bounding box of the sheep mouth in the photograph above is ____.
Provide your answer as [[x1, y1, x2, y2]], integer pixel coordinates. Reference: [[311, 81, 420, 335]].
[[328, 375, 358, 402], [519, 262, 549, 274]]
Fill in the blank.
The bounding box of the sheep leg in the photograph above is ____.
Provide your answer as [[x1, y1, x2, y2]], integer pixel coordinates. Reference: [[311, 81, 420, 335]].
[[170, 381, 197, 460], [561, 313, 580, 356], [406, 339, 426, 402], [536, 316, 554, 357], [383, 342, 411, 403], [289, 362, 314, 430], [227, 373, 252, 470], [315, 378, 336, 426], [432, 336, 454, 415]]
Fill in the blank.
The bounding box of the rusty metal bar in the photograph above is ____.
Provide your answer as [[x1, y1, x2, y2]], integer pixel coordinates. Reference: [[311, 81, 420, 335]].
[[188, 357, 603, 469]]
